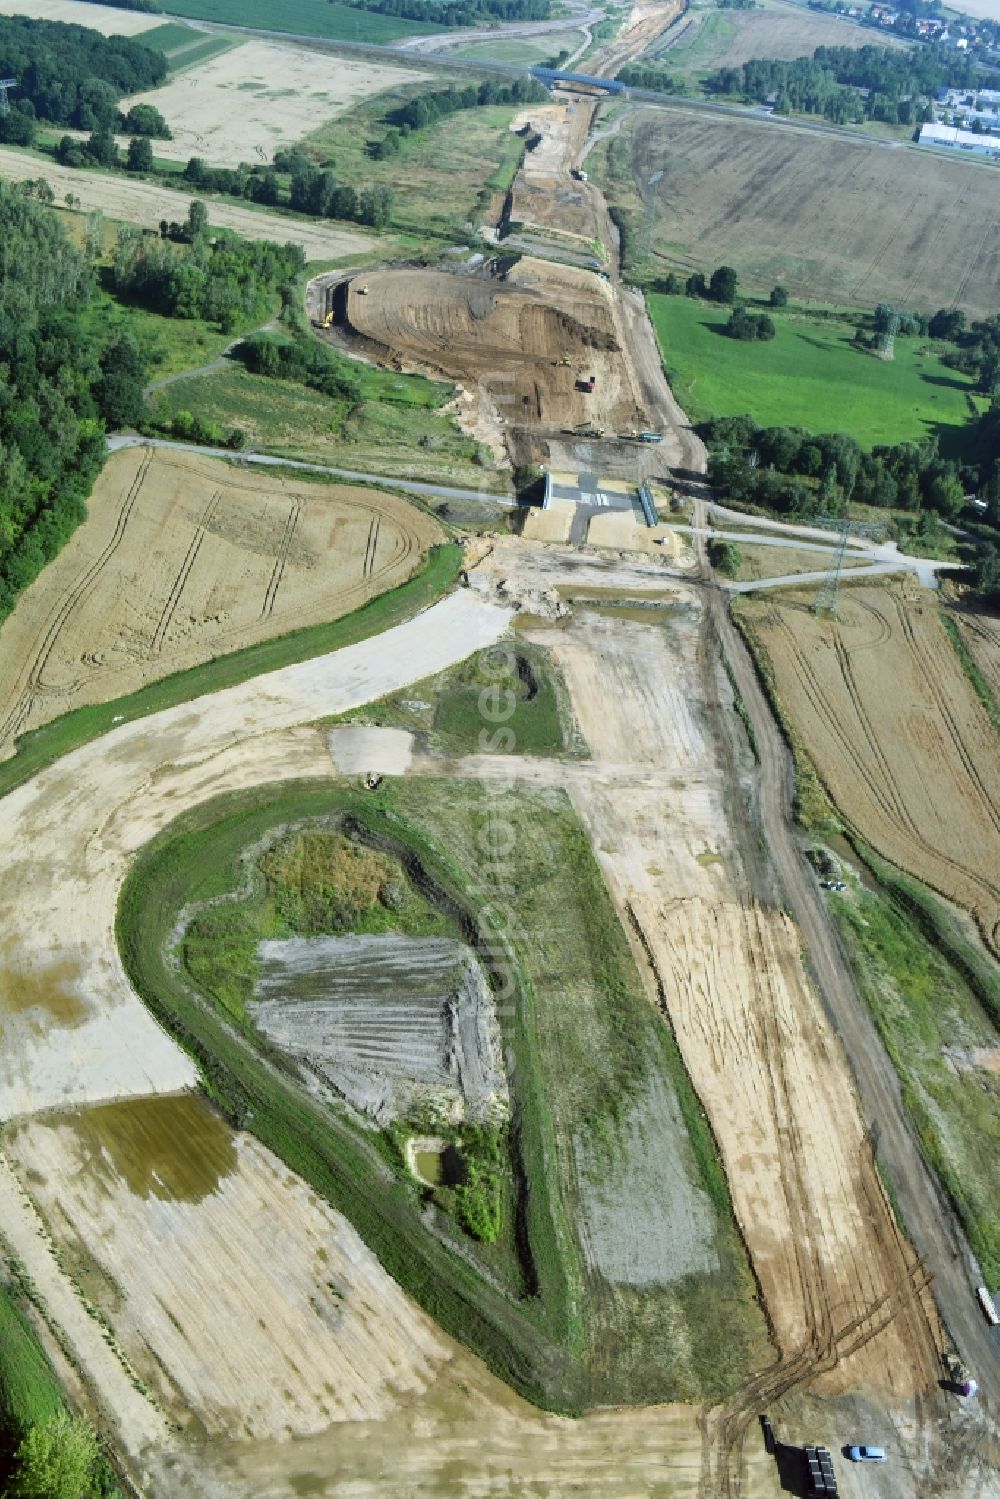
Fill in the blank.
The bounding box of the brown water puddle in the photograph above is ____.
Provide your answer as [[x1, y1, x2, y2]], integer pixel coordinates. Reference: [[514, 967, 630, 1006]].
[[43, 1093, 238, 1205], [0, 956, 89, 1028]]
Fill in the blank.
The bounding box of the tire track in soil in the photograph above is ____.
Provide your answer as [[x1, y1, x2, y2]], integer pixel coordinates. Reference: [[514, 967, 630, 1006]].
[[773, 610, 997, 931], [260, 499, 302, 620], [150, 489, 222, 654], [0, 449, 153, 747]]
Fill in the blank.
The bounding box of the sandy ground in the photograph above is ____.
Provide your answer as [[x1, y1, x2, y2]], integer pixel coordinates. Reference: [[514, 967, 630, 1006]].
[[0, 0, 162, 34], [7, 1102, 449, 1440], [327, 724, 414, 774], [595, 0, 685, 74], [0, 447, 441, 755], [0, 589, 510, 1121], [466, 542, 942, 1418], [122, 43, 418, 168], [508, 100, 607, 248], [0, 147, 375, 258], [740, 585, 1000, 958]]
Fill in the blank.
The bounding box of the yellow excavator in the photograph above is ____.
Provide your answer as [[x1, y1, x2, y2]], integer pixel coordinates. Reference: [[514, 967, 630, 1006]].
[[322, 309, 334, 328], [554, 354, 571, 367]]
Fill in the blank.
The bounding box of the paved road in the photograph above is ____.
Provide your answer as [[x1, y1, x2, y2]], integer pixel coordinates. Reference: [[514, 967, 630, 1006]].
[[662, 521, 966, 589], [696, 497, 1000, 1409], [106, 435, 516, 507]]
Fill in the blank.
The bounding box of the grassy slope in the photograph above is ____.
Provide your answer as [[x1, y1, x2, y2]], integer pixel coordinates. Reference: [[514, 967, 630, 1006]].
[[147, 364, 490, 486], [155, 0, 443, 43], [648, 294, 979, 451], [304, 96, 524, 239], [0, 543, 462, 804], [0, 1285, 64, 1443], [118, 778, 768, 1409], [342, 641, 577, 757], [831, 874, 1000, 1288]]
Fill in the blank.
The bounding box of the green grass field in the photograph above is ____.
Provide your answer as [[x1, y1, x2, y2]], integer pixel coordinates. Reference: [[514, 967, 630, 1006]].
[[154, 0, 442, 43], [139, 23, 236, 69], [305, 97, 524, 239], [455, 31, 584, 66], [648, 294, 980, 451]]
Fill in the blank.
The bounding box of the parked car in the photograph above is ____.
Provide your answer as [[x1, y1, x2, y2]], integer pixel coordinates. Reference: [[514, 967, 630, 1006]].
[[847, 1445, 886, 1463]]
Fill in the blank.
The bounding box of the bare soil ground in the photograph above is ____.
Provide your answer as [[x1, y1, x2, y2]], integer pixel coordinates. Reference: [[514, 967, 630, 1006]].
[[952, 604, 1000, 699], [605, 108, 1000, 315], [122, 42, 419, 168], [250, 933, 507, 1123], [0, 589, 510, 1122], [0, 446, 441, 755], [0, 147, 375, 258], [0, 0, 161, 34], [595, 0, 685, 74], [342, 259, 643, 438], [7, 1098, 450, 1440], [739, 585, 1000, 957], [468, 543, 942, 1417], [508, 100, 607, 247]]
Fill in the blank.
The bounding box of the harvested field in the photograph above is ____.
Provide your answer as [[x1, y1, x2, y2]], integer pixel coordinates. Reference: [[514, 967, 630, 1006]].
[[597, 107, 1000, 315], [0, 0, 161, 33], [0, 147, 375, 259], [656, 0, 905, 76], [0, 445, 440, 753], [343, 260, 644, 438], [6, 1095, 449, 1438], [122, 41, 419, 167], [739, 586, 1000, 956], [250, 933, 507, 1124], [952, 605, 1000, 701]]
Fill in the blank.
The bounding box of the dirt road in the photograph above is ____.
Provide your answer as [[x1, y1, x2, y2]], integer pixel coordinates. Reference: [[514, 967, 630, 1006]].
[[701, 523, 1000, 1415]]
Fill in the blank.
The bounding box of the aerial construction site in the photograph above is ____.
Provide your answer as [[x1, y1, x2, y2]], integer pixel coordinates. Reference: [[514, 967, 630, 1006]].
[[0, 3, 996, 1499]]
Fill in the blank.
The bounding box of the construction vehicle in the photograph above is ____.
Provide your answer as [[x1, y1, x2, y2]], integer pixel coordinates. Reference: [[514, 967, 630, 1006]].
[[576, 373, 596, 393], [363, 771, 383, 791], [977, 1286, 999, 1325], [357, 285, 370, 295], [570, 167, 588, 182], [575, 425, 604, 438], [618, 429, 640, 441], [639, 431, 663, 443], [322, 309, 334, 328], [554, 355, 572, 367], [943, 1352, 978, 1397], [803, 1446, 838, 1497]]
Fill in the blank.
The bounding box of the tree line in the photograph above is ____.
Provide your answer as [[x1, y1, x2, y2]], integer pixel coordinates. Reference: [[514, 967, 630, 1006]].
[[351, 0, 550, 21], [702, 413, 974, 522], [386, 77, 548, 140], [0, 181, 148, 626], [0, 14, 166, 144], [708, 43, 989, 123]]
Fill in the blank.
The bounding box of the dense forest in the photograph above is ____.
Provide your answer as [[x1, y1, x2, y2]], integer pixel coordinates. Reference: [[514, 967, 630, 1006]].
[[0, 15, 166, 144], [351, 0, 551, 24], [0, 183, 146, 624], [708, 43, 988, 122]]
